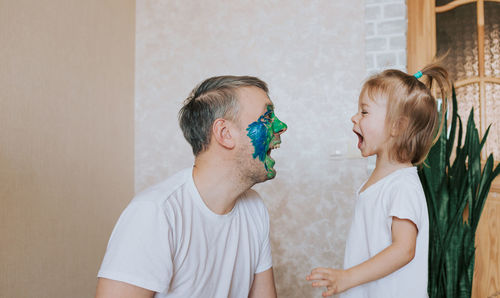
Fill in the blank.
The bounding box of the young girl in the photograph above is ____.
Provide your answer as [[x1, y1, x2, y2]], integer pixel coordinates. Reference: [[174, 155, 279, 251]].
[[306, 64, 450, 297]]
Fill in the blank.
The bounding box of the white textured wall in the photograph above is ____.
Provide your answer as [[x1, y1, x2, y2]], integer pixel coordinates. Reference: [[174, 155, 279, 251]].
[[136, 1, 372, 297]]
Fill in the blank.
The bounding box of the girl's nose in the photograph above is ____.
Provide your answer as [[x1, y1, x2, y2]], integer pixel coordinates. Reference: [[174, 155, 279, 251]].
[[351, 114, 357, 124]]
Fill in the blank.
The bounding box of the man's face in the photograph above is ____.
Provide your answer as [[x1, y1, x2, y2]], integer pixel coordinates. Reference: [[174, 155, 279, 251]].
[[236, 87, 287, 181]]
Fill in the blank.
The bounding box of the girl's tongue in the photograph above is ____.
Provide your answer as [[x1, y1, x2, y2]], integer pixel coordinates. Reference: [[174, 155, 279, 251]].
[[355, 132, 363, 149]]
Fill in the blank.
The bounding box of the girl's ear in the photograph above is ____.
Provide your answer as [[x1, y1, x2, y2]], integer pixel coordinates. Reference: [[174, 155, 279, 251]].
[[212, 118, 235, 149], [391, 116, 409, 137]]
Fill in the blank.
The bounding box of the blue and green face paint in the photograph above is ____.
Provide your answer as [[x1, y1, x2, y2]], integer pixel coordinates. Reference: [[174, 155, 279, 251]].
[[246, 105, 287, 178]]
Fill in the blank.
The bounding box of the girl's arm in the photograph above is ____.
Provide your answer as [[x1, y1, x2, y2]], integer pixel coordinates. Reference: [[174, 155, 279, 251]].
[[306, 217, 417, 297]]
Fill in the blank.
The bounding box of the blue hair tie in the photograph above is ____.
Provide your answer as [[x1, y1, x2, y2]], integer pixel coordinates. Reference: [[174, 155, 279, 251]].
[[413, 71, 423, 79]]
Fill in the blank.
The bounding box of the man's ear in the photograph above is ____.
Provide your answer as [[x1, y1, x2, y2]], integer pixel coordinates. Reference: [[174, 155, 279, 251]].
[[212, 118, 235, 149], [391, 116, 409, 137]]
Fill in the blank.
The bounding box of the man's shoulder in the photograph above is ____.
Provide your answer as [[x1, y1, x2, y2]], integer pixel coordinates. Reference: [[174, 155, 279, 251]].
[[237, 189, 270, 240], [238, 188, 269, 216], [239, 188, 263, 203], [133, 168, 192, 205]]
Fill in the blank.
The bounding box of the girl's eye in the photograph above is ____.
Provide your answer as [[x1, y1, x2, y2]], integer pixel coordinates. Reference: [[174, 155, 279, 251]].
[[361, 111, 368, 115]]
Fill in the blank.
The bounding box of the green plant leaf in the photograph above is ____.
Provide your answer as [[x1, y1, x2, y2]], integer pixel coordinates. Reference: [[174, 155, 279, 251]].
[[472, 159, 500, 231], [421, 85, 500, 298], [479, 124, 491, 152], [446, 86, 458, 164]]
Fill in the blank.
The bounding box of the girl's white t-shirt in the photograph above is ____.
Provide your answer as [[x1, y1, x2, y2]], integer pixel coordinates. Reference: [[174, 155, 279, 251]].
[[341, 167, 429, 298]]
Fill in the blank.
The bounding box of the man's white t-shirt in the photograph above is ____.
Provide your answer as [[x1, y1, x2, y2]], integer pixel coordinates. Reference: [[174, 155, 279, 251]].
[[98, 168, 273, 298], [341, 167, 429, 298]]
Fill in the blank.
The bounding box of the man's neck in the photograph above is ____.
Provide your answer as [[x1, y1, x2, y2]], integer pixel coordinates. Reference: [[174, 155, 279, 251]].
[[192, 157, 252, 215]]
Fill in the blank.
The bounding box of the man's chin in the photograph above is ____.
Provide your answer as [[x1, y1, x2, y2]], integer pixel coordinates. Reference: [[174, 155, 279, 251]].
[[252, 168, 275, 184], [265, 168, 276, 180]]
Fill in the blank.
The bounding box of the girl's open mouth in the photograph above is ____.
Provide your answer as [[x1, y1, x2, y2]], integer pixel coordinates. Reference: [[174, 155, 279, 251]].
[[354, 131, 364, 149]]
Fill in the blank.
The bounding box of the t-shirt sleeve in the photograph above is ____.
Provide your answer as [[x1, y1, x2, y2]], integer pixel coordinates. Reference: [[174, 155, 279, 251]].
[[98, 200, 174, 293], [255, 203, 273, 274], [385, 182, 426, 232]]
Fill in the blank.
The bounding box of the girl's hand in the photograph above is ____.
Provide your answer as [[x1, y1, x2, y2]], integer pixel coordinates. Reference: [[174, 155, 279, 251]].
[[306, 267, 351, 296]]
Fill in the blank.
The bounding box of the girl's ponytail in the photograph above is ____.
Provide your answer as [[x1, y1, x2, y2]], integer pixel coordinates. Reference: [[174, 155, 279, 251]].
[[419, 63, 452, 145]]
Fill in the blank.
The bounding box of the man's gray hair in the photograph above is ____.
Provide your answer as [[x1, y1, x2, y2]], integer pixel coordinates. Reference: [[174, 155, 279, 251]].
[[179, 75, 268, 156]]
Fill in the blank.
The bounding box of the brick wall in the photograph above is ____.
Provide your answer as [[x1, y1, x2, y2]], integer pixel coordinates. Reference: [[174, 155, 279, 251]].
[[363, 0, 407, 168], [365, 0, 407, 75]]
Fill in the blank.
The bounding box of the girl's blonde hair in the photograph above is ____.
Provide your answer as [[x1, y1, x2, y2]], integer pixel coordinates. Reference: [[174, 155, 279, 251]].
[[360, 63, 451, 165]]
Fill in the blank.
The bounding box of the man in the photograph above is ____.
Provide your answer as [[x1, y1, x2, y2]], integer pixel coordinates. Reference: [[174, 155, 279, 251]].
[[95, 76, 287, 298]]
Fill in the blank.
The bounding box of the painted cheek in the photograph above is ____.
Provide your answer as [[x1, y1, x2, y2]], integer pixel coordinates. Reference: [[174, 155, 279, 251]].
[[247, 121, 270, 161], [266, 123, 274, 143]]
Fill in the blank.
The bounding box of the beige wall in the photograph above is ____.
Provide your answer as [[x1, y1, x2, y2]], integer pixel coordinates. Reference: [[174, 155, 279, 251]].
[[0, 1, 135, 297], [136, 1, 370, 297]]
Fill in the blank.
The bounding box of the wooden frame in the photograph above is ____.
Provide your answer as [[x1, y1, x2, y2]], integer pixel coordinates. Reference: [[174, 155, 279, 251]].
[[407, 1, 500, 297], [408, 0, 500, 193], [407, 1, 436, 74]]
